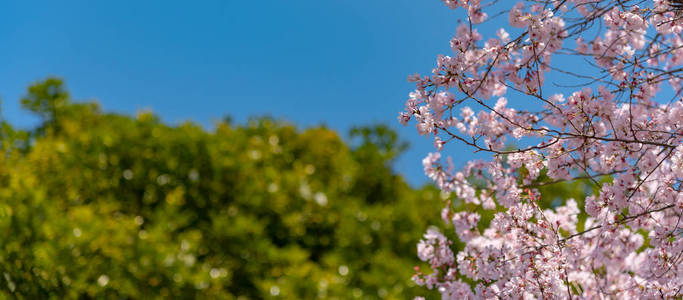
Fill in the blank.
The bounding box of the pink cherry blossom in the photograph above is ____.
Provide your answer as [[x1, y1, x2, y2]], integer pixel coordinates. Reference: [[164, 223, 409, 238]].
[[405, 0, 683, 298]]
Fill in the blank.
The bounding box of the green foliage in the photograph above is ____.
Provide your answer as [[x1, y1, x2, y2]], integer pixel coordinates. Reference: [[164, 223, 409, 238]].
[[0, 78, 447, 299]]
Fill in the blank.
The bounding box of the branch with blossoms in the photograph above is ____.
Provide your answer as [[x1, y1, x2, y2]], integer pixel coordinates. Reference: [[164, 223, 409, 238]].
[[400, 0, 683, 298]]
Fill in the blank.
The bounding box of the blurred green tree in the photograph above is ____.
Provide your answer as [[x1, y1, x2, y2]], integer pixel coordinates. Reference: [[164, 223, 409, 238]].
[[0, 78, 449, 299]]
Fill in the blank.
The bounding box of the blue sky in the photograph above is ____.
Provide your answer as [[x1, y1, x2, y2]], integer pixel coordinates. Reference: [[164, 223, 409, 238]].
[[0, 1, 623, 186]]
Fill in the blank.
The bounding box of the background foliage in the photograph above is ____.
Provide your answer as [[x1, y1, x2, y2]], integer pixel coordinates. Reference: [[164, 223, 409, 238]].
[[0, 78, 453, 299]]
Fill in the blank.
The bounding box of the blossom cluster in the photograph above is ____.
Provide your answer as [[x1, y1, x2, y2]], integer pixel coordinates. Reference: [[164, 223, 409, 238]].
[[401, 0, 683, 298]]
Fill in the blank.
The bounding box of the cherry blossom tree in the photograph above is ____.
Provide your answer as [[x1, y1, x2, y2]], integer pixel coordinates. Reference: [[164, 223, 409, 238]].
[[400, 0, 683, 298]]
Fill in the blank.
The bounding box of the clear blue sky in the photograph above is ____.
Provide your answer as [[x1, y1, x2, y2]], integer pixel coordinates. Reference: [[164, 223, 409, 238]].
[[2, 1, 600, 186], [0, 0, 474, 185]]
